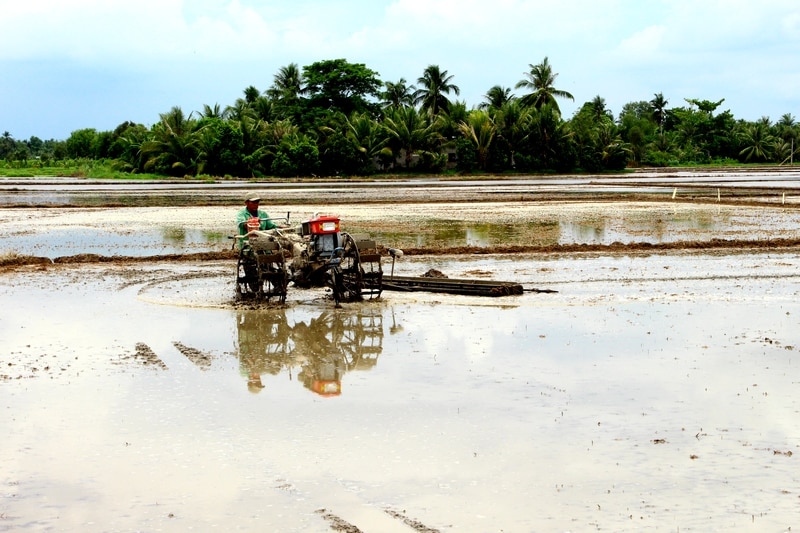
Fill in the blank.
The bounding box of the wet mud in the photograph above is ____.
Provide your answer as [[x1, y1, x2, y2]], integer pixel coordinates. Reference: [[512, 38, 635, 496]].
[[2, 170, 800, 531]]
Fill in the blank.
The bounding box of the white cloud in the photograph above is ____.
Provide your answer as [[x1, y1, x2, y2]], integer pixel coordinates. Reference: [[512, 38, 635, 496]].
[[616, 26, 667, 62], [0, 0, 283, 65], [1, 0, 799, 137]]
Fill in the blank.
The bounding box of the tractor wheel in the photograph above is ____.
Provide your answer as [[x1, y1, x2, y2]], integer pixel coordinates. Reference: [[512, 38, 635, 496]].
[[236, 244, 288, 303], [331, 233, 364, 304], [236, 253, 260, 299], [256, 250, 288, 304]]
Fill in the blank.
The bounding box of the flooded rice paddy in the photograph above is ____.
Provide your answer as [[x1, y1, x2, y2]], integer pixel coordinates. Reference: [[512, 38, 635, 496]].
[[2, 253, 800, 532], [2, 172, 800, 532], [2, 201, 800, 258]]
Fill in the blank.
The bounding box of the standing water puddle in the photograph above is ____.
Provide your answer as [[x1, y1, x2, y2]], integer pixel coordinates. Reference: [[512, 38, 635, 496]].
[[2, 202, 800, 258], [1, 253, 799, 531]]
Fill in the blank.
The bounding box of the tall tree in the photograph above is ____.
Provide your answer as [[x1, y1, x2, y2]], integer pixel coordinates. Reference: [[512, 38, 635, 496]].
[[525, 103, 574, 171], [494, 100, 533, 169], [649, 92, 669, 130], [738, 122, 775, 162], [479, 85, 514, 111], [301, 58, 382, 117], [200, 103, 224, 119], [515, 57, 574, 113], [381, 78, 415, 109], [225, 99, 256, 122], [251, 96, 277, 122], [342, 112, 389, 161], [413, 65, 460, 117], [243, 86, 260, 104], [0, 131, 16, 159], [268, 63, 304, 121], [382, 105, 438, 169], [588, 95, 613, 122], [268, 63, 303, 101], [458, 110, 497, 170], [139, 106, 201, 175]]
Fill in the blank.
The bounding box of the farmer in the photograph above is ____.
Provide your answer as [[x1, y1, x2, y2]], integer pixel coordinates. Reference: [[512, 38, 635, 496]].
[[236, 195, 279, 235]]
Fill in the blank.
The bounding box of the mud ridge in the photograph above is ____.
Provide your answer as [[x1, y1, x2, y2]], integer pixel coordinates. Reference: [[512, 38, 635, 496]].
[[5, 238, 800, 273]]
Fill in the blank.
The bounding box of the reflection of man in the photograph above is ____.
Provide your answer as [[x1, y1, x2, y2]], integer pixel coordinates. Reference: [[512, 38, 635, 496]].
[[236, 310, 291, 393], [246, 372, 265, 393]]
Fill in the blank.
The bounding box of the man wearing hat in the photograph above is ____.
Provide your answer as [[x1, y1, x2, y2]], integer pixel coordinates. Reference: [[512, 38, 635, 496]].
[[236, 195, 279, 235]]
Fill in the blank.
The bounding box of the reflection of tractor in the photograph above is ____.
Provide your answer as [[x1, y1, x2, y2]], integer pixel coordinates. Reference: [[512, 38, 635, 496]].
[[235, 307, 385, 396], [235, 213, 389, 305]]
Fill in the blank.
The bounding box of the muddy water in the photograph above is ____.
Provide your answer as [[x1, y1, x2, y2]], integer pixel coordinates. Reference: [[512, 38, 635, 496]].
[[3, 202, 800, 257], [2, 252, 799, 532]]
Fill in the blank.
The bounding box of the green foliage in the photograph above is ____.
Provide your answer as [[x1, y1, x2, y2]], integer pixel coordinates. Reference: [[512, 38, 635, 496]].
[[515, 57, 574, 113], [302, 59, 382, 119], [271, 137, 320, 177], [318, 131, 372, 176], [382, 105, 439, 169], [454, 137, 478, 172], [415, 150, 448, 173], [414, 65, 460, 117], [197, 118, 246, 176], [457, 110, 496, 170], [642, 150, 678, 167], [13, 56, 800, 178], [66, 128, 99, 158]]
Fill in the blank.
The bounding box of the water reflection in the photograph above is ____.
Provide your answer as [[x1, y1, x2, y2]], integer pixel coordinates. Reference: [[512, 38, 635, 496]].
[[235, 307, 386, 396], [379, 220, 560, 248], [558, 221, 607, 244], [161, 226, 187, 243]]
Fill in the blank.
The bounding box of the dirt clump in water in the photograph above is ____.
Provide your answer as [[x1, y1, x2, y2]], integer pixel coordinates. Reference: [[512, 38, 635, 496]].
[[118, 342, 168, 369]]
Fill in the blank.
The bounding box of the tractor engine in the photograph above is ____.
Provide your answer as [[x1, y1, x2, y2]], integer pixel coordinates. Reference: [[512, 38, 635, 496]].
[[302, 214, 341, 260]]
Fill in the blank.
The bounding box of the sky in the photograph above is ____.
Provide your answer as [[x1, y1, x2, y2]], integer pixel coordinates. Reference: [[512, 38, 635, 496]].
[[1, 0, 799, 141]]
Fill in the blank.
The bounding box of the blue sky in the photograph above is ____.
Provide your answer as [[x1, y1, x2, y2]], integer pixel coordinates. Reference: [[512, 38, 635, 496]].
[[1, 0, 799, 141]]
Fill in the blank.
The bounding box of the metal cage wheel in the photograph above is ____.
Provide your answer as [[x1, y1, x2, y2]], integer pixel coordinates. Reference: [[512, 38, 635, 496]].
[[330, 233, 364, 303]]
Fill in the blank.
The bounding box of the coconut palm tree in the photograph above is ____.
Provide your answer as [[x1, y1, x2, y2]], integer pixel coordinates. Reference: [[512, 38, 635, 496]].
[[738, 122, 776, 162], [479, 85, 514, 111], [527, 103, 575, 170], [382, 106, 438, 168], [268, 63, 303, 100], [435, 100, 469, 143], [413, 65, 460, 117], [251, 96, 277, 122], [225, 99, 256, 122], [243, 85, 260, 104], [200, 103, 224, 119], [650, 92, 669, 130], [458, 110, 497, 170], [494, 100, 532, 168], [381, 78, 415, 109], [140, 106, 201, 175], [343, 112, 389, 161], [515, 57, 574, 113], [588, 96, 613, 122], [267, 63, 304, 120], [594, 118, 632, 169]]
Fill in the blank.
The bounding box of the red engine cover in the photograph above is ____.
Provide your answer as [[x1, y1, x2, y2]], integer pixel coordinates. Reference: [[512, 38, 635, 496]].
[[303, 215, 340, 235]]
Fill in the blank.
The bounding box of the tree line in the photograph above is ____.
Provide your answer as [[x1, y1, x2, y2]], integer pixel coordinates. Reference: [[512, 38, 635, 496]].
[[2, 57, 799, 177]]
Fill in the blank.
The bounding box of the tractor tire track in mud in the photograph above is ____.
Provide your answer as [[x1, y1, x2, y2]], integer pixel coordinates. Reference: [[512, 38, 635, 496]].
[[119, 342, 168, 370], [315, 507, 441, 533]]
